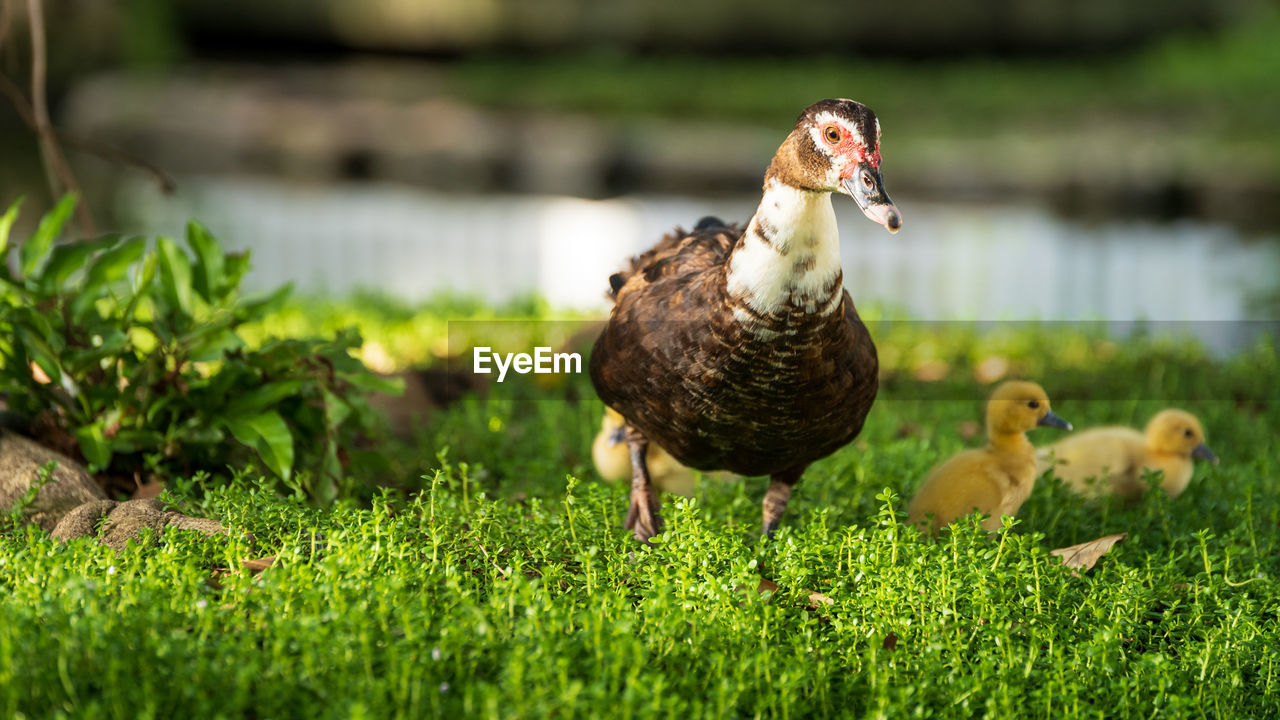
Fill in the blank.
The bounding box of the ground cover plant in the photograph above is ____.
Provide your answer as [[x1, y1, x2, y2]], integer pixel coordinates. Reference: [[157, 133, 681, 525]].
[[0, 197, 397, 503], [1, 281, 1276, 717]]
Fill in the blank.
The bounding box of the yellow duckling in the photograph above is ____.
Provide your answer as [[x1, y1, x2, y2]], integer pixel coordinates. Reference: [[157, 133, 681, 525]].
[[1036, 408, 1218, 500], [908, 381, 1071, 533], [592, 407, 733, 496]]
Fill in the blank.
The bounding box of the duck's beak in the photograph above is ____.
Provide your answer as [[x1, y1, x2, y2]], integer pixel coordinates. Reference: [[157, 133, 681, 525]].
[[608, 426, 627, 446], [841, 162, 902, 233], [1192, 442, 1219, 464], [1038, 411, 1072, 430]]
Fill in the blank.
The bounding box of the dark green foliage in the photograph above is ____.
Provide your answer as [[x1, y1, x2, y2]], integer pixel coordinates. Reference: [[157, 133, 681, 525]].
[[0, 196, 397, 500]]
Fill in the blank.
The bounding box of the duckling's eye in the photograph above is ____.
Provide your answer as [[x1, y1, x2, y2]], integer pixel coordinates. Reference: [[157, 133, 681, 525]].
[[1027, 400, 1040, 409], [1184, 428, 1194, 438], [823, 126, 841, 145]]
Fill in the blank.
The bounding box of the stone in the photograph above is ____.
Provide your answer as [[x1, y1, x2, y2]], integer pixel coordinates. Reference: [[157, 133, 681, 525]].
[[0, 431, 106, 531], [52, 498, 230, 552]]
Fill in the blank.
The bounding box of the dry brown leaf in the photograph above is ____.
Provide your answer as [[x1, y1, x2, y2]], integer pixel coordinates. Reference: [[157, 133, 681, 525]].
[[207, 555, 277, 589], [973, 355, 1009, 384], [131, 480, 165, 500], [806, 591, 834, 609], [745, 578, 833, 610], [1050, 533, 1128, 575], [912, 359, 950, 382], [882, 631, 899, 651], [956, 420, 982, 441], [242, 556, 276, 574], [30, 361, 51, 385], [895, 422, 922, 439]]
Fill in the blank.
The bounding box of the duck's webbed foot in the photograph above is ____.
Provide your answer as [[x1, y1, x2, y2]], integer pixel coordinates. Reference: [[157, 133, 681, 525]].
[[622, 424, 662, 543], [762, 467, 805, 539]]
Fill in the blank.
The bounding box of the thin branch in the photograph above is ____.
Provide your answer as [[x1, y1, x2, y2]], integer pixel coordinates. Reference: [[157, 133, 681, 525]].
[[63, 133, 177, 193], [0, 73, 176, 192], [26, 0, 95, 235], [0, 0, 14, 61], [0, 68, 33, 124]]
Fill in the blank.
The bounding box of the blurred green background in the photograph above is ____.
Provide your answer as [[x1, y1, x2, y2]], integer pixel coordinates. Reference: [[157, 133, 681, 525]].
[[1, 0, 1278, 334]]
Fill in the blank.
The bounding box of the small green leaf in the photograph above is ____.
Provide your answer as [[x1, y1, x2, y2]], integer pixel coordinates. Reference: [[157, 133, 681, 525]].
[[225, 411, 294, 481], [223, 251, 251, 292], [186, 221, 226, 302], [0, 196, 22, 255], [338, 371, 404, 395], [321, 387, 352, 430], [108, 429, 165, 453], [177, 425, 224, 445], [74, 422, 112, 468], [15, 325, 63, 385], [40, 235, 121, 293], [21, 193, 77, 279], [224, 380, 305, 417], [81, 237, 146, 297], [235, 283, 292, 321], [12, 305, 62, 352], [135, 251, 159, 295], [186, 328, 244, 362], [157, 236, 194, 315]]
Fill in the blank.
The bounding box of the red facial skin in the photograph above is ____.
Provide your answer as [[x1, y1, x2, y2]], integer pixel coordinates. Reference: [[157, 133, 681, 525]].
[[821, 124, 881, 176]]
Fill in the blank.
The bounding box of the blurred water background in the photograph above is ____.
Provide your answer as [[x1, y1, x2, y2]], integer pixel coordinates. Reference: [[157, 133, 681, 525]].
[[1, 0, 1277, 350]]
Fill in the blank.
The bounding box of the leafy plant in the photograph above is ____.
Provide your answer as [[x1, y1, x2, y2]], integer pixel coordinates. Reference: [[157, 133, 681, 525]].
[[0, 195, 400, 502]]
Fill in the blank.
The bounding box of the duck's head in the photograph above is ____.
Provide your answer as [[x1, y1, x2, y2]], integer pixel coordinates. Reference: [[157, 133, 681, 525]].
[[1146, 409, 1218, 463], [769, 98, 902, 233], [985, 381, 1072, 436]]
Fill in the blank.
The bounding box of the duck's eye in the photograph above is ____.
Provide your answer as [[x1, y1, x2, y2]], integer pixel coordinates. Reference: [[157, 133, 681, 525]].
[[861, 171, 874, 190], [1027, 400, 1040, 409], [1184, 428, 1194, 438], [824, 126, 840, 145]]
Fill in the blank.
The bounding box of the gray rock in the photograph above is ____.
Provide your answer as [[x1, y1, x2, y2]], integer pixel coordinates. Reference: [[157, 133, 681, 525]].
[[51, 498, 230, 552], [0, 431, 106, 531], [0, 429, 231, 550], [49, 499, 118, 541]]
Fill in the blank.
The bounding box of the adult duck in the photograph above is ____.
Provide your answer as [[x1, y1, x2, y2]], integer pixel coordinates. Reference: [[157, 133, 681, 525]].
[[590, 99, 901, 542]]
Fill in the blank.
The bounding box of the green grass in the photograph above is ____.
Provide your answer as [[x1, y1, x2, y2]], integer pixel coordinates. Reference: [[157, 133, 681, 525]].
[[1, 304, 1278, 718]]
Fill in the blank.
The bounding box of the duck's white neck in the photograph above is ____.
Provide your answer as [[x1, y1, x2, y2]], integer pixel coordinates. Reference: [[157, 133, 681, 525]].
[[726, 179, 844, 318]]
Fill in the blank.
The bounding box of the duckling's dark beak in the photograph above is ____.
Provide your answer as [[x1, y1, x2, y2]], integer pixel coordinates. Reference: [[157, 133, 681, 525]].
[[1038, 411, 1072, 430], [608, 426, 627, 446], [841, 162, 901, 234], [1192, 442, 1219, 464]]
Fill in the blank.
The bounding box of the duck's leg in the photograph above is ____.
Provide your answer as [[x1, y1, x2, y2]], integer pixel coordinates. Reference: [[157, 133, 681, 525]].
[[763, 466, 805, 538], [623, 424, 662, 542]]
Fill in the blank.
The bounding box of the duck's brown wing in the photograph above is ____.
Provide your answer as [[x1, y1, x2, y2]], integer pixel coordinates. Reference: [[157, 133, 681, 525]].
[[606, 220, 742, 302]]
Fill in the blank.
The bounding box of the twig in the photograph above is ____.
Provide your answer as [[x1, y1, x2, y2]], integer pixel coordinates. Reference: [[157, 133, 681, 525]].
[[0, 74, 177, 192], [61, 132, 177, 193], [0, 0, 14, 63], [26, 0, 94, 235]]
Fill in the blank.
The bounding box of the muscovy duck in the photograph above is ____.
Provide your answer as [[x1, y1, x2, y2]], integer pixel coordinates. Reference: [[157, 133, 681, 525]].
[[590, 99, 900, 542]]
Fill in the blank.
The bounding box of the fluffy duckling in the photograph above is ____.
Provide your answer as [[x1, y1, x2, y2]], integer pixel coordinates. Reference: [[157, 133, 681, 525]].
[[592, 408, 734, 496], [1036, 408, 1218, 500], [908, 381, 1071, 533]]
